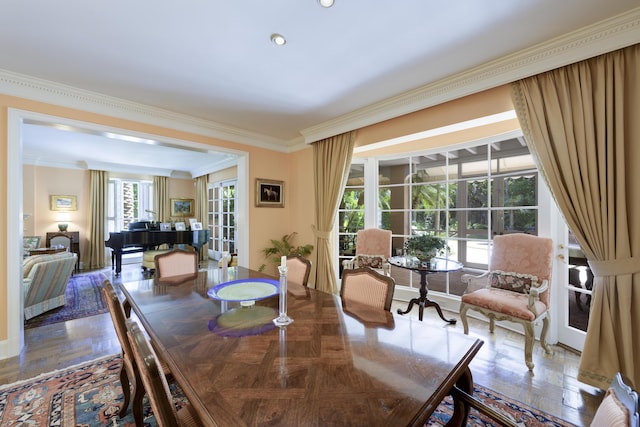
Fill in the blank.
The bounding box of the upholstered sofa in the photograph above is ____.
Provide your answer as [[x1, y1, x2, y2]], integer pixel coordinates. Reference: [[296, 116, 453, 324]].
[[23, 251, 77, 320]]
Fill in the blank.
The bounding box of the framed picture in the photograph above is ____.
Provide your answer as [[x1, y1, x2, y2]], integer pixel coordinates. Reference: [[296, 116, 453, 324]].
[[188, 217, 198, 227], [170, 198, 194, 217], [192, 222, 203, 230], [255, 178, 284, 208], [50, 195, 77, 211], [160, 222, 172, 231], [175, 222, 186, 231]]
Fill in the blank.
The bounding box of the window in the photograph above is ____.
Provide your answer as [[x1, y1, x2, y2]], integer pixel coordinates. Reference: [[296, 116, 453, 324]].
[[344, 136, 538, 297], [107, 179, 153, 232], [208, 180, 237, 258]]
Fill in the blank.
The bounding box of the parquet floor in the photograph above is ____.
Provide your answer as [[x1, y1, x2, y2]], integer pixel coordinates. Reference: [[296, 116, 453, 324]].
[[0, 261, 603, 426]]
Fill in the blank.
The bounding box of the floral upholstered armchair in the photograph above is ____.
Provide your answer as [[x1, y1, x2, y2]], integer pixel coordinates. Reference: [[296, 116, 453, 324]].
[[459, 233, 554, 371], [342, 228, 392, 276]]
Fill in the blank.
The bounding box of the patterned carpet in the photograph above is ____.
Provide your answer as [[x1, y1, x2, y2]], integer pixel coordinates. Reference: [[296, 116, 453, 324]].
[[0, 354, 576, 426], [24, 272, 109, 329]]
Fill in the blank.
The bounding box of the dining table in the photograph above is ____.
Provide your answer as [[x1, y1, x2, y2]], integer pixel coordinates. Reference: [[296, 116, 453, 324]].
[[120, 267, 484, 426]]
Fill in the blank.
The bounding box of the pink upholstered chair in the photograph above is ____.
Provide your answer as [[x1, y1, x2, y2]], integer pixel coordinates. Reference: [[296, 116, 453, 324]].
[[342, 228, 392, 276], [459, 233, 554, 371], [154, 249, 198, 283], [590, 373, 639, 427], [340, 267, 395, 312], [286, 255, 311, 287]]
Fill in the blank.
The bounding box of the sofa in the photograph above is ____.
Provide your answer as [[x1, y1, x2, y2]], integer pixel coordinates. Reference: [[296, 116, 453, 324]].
[[23, 251, 77, 320]]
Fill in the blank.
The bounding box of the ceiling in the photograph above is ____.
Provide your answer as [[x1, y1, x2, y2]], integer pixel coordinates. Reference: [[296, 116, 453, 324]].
[[2, 1, 639, 177]]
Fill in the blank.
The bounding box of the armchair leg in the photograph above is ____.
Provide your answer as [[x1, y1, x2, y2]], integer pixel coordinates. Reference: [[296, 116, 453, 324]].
[[524, 323, 535, 371], [540, 315, 551, 353], [459, 303, 470, 334]]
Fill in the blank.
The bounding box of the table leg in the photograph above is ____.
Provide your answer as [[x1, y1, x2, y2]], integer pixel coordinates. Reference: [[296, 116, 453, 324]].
[[397, 270, 457, 324]]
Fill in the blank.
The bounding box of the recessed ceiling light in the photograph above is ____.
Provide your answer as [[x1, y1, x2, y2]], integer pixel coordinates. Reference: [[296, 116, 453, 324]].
[[318, 0, 334, 7], [270, 33, 286, 46]]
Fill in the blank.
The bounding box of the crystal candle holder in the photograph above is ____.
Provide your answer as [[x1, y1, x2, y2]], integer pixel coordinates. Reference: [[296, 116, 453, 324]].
[[273, 264, 293, 326]]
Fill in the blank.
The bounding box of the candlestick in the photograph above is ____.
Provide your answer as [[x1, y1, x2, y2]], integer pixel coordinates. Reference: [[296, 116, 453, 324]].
[[273, 264, 293, 326], [281, 255, 287, 268]]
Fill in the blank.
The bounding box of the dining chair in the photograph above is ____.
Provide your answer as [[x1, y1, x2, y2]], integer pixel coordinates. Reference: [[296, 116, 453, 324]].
[[101, 280, 144, 423], [340, 267, 396, 311], [590, 372, 639, 427], [342, 228, 392, 276], [286, 255, 312, 287], [125, 318, 200, 427], [459, 233, 554, 370], [154, 249, 198, 282]]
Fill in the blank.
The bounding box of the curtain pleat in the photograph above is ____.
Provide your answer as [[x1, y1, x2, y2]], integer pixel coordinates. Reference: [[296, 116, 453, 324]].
[[87, 170, 108, 269], [153, 176, 169, 222], [312, 131, 356, 294], [511, 43, 640, 390], [195, 175, 209, 261]]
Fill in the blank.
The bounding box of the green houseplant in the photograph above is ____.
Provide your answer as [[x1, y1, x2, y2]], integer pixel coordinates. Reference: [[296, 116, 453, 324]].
[[404, 234, 448, 262], [258, 232, 314, 272]]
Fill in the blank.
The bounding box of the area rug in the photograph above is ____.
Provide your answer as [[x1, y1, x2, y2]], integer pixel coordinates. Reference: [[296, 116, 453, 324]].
[[0, 355, 576, 427], [24, 272, 109, 329]]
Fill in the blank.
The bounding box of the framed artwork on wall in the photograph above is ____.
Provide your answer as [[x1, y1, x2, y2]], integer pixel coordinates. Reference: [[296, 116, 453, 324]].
[[50, 195, 77, 211], [255, 178, 284, 208], [170, 198, 194, 217]]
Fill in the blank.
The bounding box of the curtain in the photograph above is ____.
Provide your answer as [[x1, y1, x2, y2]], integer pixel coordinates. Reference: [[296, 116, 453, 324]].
[[195, 175, 209, 261], [154, 176, 169, 222], [312, 131, 356, 294], [511, 43, 640, 390], [87, 170, 108, 269]]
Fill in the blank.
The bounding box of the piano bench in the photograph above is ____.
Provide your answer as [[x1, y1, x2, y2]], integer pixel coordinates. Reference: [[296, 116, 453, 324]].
[[142, 249, 173, 274]]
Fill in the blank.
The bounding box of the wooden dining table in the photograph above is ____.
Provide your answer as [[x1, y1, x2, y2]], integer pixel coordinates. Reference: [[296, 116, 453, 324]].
[[120, 267, 484, 426]]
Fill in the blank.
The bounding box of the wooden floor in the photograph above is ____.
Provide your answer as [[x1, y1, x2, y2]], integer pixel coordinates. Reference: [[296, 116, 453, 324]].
[[0, 261, 603, 426]]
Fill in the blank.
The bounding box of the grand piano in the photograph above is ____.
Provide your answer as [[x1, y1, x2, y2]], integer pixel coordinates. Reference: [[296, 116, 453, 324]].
[[105, 221, 210, 275]]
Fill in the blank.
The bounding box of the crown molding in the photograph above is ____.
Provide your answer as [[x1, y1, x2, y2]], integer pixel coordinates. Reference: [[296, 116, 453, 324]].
[[301, 7, 640, 144], [0, 69, 290, 152]]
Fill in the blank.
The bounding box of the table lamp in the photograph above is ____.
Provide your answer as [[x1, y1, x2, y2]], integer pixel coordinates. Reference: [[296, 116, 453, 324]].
[[57, 212, 71, 232]]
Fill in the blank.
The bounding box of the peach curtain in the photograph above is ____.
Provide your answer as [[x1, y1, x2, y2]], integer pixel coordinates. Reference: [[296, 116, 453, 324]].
[[312, 131, 356, 294], [511, 43, 640, 390], [153, 176, 168, 222], [195, 175, 209, 261], [87, 170, 108, 269]]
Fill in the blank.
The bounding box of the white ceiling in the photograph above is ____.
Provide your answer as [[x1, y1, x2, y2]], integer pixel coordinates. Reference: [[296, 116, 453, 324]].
[[2, 1, 639, 177]]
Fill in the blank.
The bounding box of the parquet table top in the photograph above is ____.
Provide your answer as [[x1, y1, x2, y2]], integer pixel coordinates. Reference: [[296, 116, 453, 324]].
[[121, 268, 483, 426]]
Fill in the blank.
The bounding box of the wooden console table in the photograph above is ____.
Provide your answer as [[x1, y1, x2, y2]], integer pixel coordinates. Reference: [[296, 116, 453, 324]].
[[46, 231, 80, 273]]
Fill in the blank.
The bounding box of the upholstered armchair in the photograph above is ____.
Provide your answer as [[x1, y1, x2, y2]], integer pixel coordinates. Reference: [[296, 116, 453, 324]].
[[459, 233, 554, 371], [23, 252, 77, 319], [342, 228, 392, 276]]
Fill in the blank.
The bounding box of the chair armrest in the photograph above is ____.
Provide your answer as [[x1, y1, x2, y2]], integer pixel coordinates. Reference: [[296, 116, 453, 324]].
[[382, 260, 391, 276], [342, 257, 356, 270], [527, 279, 549, 316], [461, 271, 490, 294]]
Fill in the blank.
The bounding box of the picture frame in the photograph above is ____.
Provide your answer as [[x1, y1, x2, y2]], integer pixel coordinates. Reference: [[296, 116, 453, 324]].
[[50, 195, 77, 211], [255, 178, 284, 208], [175, 222, 186, 231], [192, 222, 203, 230], [170, 198, 194, 217], [160, 222, 172, 231]]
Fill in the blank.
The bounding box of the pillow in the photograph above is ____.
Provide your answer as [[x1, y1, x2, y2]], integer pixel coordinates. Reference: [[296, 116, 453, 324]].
[[489, 270, 538, 294], [355, 255, 386, 270], [590, 389, 629, 427]]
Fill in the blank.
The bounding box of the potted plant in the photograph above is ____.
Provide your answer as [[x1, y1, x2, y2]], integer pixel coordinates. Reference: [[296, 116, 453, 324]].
[[404, 234, 448, 264], [258, 232, 314, 272]]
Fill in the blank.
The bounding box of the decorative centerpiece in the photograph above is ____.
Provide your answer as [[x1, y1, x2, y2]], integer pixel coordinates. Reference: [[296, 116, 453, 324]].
[[404, 234, 448, 267]]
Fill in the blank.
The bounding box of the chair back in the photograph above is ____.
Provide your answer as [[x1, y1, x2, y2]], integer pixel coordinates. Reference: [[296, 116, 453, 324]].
[[355, 228, 392, 259], [489, 233, 554, 305], [154, 249, 198, 281], [340, 267, 395, 311], [590, 373, 639, 427], [287, 255, 311, 287], [50, 235, 71, 250], [126, 318, 180, 427], [102, 280, 133, 358]]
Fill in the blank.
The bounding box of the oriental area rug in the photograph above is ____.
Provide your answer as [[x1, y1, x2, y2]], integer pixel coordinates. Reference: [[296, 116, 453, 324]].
[[24, 272, 109, 329], [0, 355, 576, 427]]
